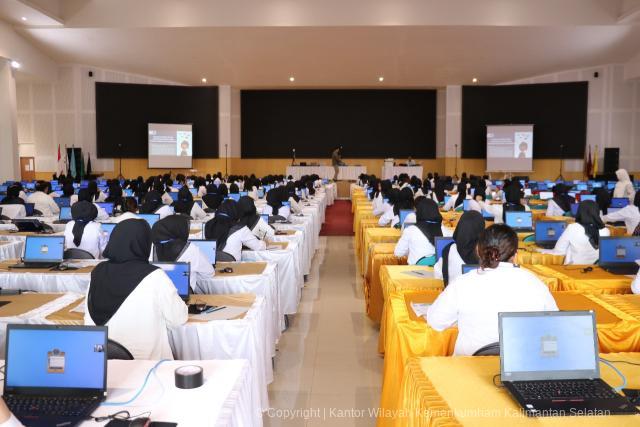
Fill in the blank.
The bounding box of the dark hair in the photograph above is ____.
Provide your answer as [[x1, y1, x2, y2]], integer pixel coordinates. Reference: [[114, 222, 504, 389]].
[[477, 224, 518, 269]]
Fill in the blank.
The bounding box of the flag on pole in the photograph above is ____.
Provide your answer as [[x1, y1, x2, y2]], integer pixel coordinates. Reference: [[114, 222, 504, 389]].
[[70, 147, 77, 178], [56, 144, 64, 176], [65, 145, 69, 176], [86, 152, 92, 176], [79, 151, 85, 179], [585, 145, 593, 178], [593, 145, 599, 176]]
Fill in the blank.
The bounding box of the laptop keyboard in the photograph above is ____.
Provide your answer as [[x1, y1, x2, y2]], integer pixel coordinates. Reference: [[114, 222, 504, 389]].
[[512, 379, 619, 401], [5, 395, 98, 417]]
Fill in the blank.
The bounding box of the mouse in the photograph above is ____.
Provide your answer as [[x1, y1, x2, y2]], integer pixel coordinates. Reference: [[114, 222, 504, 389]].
[[219, 267, 234, 274], [57, 264, 68, 271]]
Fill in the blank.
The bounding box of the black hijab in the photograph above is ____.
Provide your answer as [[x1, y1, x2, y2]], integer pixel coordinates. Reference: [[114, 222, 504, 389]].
[[62, 182, 75, 198], [151, 215, 190, 261], [454, 182, 467, 208], [105, 182, 123, 203], [71, 201, 98, 247], [594, 187, 611, 215], [173, 186, 194, 216], [434, 178, 447, 203], [412, 198, 443, 245], [88, 181, 99, 202], [0, 186, 24, 205], [502, 185, 525, 222], [204, 200, 239, 251], [202, 184, 223, 210], [237, 196, 261, 229], [442, 210, 484, 286], [87, 219, 159, 326], [266, 187, 283, 215], [552, 184, 573, 212], [229, 183, 240, 194], [575, 200, 605, 249], [139, 190, 163, 214], [394, 187, 415, 216]]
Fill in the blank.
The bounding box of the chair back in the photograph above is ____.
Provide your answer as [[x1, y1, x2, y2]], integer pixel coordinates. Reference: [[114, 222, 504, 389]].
[[63, 248, 95, 259], [472, 342, 500, 356], [107, 339, 134, 360], [215, 250, 236, 262]]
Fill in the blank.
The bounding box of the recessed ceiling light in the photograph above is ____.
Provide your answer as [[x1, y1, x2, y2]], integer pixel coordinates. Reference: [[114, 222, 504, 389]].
[[10, 61, 21, 69], [378, 76, 384, 82], [472, 77, 478, 83], [21, 16, 27, 21], [201, 78, 207, 83], [289, 76, 295, 82]]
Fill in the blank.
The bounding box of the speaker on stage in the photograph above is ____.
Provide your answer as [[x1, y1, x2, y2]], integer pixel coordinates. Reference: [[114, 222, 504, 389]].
[[604, 148, 619, 173]]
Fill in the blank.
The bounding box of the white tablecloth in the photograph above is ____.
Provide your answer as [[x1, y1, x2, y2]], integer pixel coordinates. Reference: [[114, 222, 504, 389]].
[[0, 240, 23, 260], [381, 165, 424, 180], [0, 205, 26, 219], [286, 165, 366, 181]]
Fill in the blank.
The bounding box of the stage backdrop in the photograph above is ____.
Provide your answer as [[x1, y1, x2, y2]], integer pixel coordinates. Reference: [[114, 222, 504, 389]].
[[95, 83, 218, 159], [241, 89, 437, 159], [461, 82, 588, 159]]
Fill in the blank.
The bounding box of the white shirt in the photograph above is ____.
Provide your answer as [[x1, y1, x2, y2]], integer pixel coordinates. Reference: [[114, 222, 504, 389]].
[[394, 224, 452, 265], [26, 191, 59, 217], [262, 204, 291, 219], [84, 268, 188, 360], [156, 205, 174, 219], [112, 211, 140, 223], [288, 197, 303, 214], [613, 181, 636, 202], [222, 226, 267, 261], [197, 186, 207, 198], [434, 243, 465, 283], [632, 270, 640, 294], [190, 202, 208, 220], [378, 204, 394, 226], [64, 221, 107, 259], [251, 217, 275, 240], [602, 205, 640, 235], [161, 192, 173, 205], [543, 222, 610, 265], [545, 199, 566, 217], [0, 415, 22, 427], [427, 263, 558, 355], [177, 243, 215, 289]]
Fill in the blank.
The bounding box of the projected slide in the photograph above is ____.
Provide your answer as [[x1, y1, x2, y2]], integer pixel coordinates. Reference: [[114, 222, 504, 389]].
[[148, 123, 193, 168], [486, 124, 534, 172]]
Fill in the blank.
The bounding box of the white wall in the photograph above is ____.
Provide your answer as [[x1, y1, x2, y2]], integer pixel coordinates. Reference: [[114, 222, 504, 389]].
[[501, 64, 640, 172], [0, 60, 20, 181], [16, 64, 180, 174], [0, 20, 57, 81]]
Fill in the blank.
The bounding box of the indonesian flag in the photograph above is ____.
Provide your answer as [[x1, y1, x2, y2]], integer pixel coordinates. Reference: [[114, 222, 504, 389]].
[[585, 145, 593, 178], [57, 144, 65, 176]]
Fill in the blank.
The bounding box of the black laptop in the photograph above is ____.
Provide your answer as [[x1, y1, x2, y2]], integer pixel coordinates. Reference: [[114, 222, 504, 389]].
[[10, 235, 64, 269], [598, 236, 640, 275], [499, 311, 638, 417], [534, 221, 567, 249], [3, 324, 108, 426]]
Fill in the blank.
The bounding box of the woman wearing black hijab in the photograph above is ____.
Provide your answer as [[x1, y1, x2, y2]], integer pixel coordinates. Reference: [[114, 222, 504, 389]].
[[238, 195, 274, 240], [77, 188, 109, 221], [394, 198, 447, 266], [390, 187, 415, 227], [138, 190, 172, 218], [202, 184, 223, 211], [151, 215, 214, 286], [445, 182, 468, 211], [63, 201, 105, 259], [544, 200, 609, 265], [546, 184, 573, 217], [0, 186, 24, 205], [594, 187, 612, 216], [172, 186, 207, 220], [229, 183, 240, 194], [437, 210, 485, 286], [502, 185, 527, 222], [85, 219, 187, 359], [88, 181, 105, 203], [204, 200, 265, 261], [61, 182, 75, 199], [379, 188, 400, 226], [266, 187, 290, 218]]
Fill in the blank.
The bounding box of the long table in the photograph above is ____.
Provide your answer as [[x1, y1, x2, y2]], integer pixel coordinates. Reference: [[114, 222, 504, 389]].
[[381, 165, 423, 180], [286, 165, 366, 180]]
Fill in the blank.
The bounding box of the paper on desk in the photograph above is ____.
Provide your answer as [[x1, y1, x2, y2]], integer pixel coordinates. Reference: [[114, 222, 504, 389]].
[[267, 245, 282, 250], [402, 270, 435, 279], [410, 302, 431, 319], [64, 259, 103, 269], [189, 305, 250, 321]]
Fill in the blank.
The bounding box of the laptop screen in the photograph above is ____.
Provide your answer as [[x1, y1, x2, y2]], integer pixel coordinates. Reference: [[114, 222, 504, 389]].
[[4, 325, 107, 393], [24, 203, 35, 217], [399, 209, 413, 227], [505, 211, 533, 229], [435, 237, 454, 261], [169, 192, 179, 202], [261, 214, 269, 224], [59, 206, 72, 221], [53, 197, 71, 208], [580, 194, 596, 202], [257, 189, 265, 199], [137, 213, 160, 228], [535, 221, 566, 243], [239, 191, 248, 197], [189, 240, 217, 265], [599, 237, 640, 265], [24, 236, 64, 262], [575, 183, 587, 191], [189, 188, 198, 196], [499, 311, 598, 381], [461, 264, 478, 274], [481, 209, 494, 219], [95, 202, 114, 216], [153, 262, 190, 299], [570, 203, 579, 217], [99, 223, 116, 238], [462, 199, 471, 211], [228, 193, 240, 202], [538, 191, 553, 200], [610, 198, 629, 209], [124, 188, 133, 197], [443, 195, 451, 205]]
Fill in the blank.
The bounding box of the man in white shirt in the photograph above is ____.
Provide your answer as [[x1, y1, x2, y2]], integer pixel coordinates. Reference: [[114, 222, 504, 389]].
[[26, 182, 60, 217]]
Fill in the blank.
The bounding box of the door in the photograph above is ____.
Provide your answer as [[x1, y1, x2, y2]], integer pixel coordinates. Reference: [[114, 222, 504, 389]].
[[20, 157, 35, 182]]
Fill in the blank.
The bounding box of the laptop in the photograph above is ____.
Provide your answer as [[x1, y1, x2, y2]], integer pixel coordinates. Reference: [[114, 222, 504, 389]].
[[99, 223, 116, 239], [534, 221, 567, 249], [57, 206, 73, 224], [189, 240, 217, 266], [95, 202, 114, 216], [169, 192, 179, 202], [12, 219, 52, 233], [434, 236, 454, 261], [123, 188, 133, 197], [10, 236, 65, 269], [580, 194, 596, 202], [463, 199, 471, 211], [282, 200, 290, 208], [610, 198, 629, 209], [189, 188, 198, 196], [228, 193, 240, 202], [399, 209, 414, 228], [137, 213, 160, 228], [575, 183, 588, 191], [261, 214, 270, 225], [3, 324, 108, 427], [257, 188, 265, 199], [570, 203, 579, 217], [539, 191, 554, 201], [461, 264, 478, 274], [53, 197, 71, 208], [152, 261, 191, 300], [24, 203, 35, 217], [598, 236, 640, 275], [505, 211, 533, 232], [239, 191, 248, 197], [443, 195, 451, 205], [481, 209, 495, 221], [499, 311, 638, 417]]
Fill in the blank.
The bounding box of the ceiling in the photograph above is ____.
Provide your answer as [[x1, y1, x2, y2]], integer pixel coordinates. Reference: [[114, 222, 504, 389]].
[[3, 0, 640, 86]]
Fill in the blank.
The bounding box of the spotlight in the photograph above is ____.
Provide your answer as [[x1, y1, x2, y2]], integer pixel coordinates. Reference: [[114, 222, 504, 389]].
[[201, 78, 207, 83], [378, 76, 384, 82], [289, 76, 295, 82], [10, 61, 21, 69], [472, 77, 478, 83]]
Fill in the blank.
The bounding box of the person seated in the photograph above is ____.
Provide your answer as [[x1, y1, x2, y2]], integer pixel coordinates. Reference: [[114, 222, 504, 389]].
[[205, 200, 266, 261], [26, 181, 60, 216], [60, 181, 75, 200], [442, 182, 469, 212], [542, 200, 610, 264], [263, 187, 291, 219], [139, 190, 174, 219], [602, 192, 640, 235], [497, 184, 530, 223], [104, 181, 123, 205], [76, 188, 109, 221], [406, 157, 417, 166], [427, 223, 558, 355], [285, 182, 303, 214], [64, 201, 107, 259], [114, 197, 140, 222], [372, 180, 391, 216], [151, 215, 214, 287], [172, 186, 207, 220], [0, 186, 25, 205], [434, 210, 485, 285], [85, 219, 188, 359], [545, 183, 573, 217], [378, 188, 400, 226], [202, 184, 223, 210], [238, 196, 275, 240], [394, 198, 451, 266], [613, 168, 636, 203], [88, 181, 107, 203]]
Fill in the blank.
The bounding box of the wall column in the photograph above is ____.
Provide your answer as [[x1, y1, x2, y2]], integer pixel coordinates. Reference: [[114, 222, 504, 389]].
[[444, 85, 462, 177], [0, 59, 19, 181]]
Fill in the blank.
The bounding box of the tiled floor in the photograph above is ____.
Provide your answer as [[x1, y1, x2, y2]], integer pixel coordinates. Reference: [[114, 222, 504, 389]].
[[264, 236, 383, 426]]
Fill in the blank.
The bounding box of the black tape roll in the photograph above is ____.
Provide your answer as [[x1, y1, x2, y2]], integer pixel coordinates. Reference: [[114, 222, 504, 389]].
[[175, 365, 204, 389]]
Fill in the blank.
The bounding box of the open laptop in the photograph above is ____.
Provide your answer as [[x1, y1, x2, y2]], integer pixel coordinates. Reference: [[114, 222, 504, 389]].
[[534, 221, 567, 249], [461, 264, 478, 275], [598, 236, 640, 275], [481, 209, 495, 221], [538, 191, 554, 201], [99, 222, 116, 239], [153, 261, 191, 299], [189, 188, 198, 196], [3, 324, 108, 427], [399, 209, 414, 228], [462, 199, 471, 211], [499, 311, 638, 417], [580, 194, 597, 202], [189, 239, 217, 266], [434, 236, 454, 261], [228, 193, 240, 202], [257, 188, 265, 199], [12, 219, 52, 233], [137, 213, 160, 228], [24, 203, 35, 217], [11, 236, 64, 269], [610, 198, 629, 209], [95, 202, 114, 216], [56, 206, 73, 224], [53, 197, 71, 208], [168, 192, 179, 202], [505, 211, 533, 232], [570, 203, 579, 217]]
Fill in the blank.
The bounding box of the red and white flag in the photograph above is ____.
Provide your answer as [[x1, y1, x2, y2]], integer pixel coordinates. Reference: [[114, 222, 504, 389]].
[[57, 144, 65, 176]]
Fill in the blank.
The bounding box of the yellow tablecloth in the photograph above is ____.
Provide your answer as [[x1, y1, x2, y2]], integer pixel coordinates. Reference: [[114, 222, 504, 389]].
[[364, 244, 408, 323], [515, 242, 565, 265], [523, 265, 633, 294], [361, 227, 402, 272], [356, 218, 380, 263], [393, 353, 640, 427], [378, 291, 639, 426]]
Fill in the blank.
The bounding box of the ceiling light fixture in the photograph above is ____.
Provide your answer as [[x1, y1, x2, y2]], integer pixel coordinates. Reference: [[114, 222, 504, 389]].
[[21, 16, 27, 21], [472, 77, 478, 83], [201, 78, 207, 83], [10, 61, 21, 69], [378, 76, 384, 82], [289, 76, 295, 82]]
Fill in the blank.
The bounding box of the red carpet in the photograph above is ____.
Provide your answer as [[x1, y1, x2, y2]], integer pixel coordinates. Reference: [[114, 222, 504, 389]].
[[320, 200, 354, 236]]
